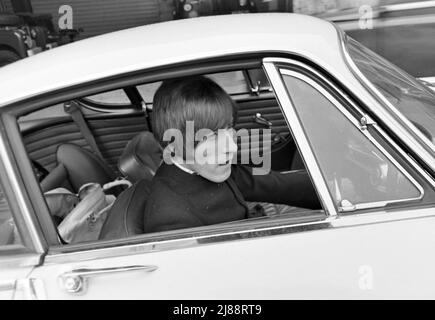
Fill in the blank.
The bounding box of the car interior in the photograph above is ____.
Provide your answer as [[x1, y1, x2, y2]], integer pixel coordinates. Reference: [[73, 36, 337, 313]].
[[15, 64, 325, 246]]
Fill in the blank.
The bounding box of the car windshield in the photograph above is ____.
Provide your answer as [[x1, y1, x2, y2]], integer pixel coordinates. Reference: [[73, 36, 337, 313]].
[[345, 37, 435, 150]]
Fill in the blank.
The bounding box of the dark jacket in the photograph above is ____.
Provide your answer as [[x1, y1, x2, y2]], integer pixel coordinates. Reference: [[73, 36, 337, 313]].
[[143, 163, 321, 233]]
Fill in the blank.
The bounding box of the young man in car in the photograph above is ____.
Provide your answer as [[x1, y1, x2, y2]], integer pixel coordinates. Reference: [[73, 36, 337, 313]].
[[144, 75, 321, 233]]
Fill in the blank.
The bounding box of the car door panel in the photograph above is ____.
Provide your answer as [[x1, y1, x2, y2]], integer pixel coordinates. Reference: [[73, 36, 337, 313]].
[[235, 97, 297, 171], [0, 269, 31, 299], [29, 212, 435, 299]]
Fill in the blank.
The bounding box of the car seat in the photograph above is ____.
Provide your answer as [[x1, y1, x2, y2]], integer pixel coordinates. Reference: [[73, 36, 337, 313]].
[[99, 132, 162, 240]]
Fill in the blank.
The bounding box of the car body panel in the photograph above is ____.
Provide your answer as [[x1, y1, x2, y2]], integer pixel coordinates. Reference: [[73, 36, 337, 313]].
[[0, 252, 42, 299]]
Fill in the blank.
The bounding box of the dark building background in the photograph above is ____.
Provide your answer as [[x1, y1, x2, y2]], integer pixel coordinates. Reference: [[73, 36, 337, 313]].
[[1, 0, 174, 39]]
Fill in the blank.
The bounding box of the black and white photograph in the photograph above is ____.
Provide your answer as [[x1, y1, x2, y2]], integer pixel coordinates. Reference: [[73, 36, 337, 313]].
[[0, 0, 435, 302]]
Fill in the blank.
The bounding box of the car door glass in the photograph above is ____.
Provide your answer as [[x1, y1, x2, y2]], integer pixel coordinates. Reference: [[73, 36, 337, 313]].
[[282, 72, 422, 212], [136, 70, 256, 104], [207, 71, 250, 95], [0, 187, 21, 247], [86, 89, 130, 105], [137, 81, 162, 104]]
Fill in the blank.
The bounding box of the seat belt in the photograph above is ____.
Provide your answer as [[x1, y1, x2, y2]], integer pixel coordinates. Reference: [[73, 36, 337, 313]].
[[64, 101, 132, 191], [64, 101, 106, 161]]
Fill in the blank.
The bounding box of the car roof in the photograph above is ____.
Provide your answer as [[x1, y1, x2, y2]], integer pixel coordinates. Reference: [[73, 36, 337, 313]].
[[0, 13, 342, 107]]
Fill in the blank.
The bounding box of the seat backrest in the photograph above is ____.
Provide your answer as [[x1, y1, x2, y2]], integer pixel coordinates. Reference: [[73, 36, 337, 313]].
[[99, 132, 162, 239], [99, 179, 150, 239], [118, 131, 162, 184], [41, 143, 115, 193]]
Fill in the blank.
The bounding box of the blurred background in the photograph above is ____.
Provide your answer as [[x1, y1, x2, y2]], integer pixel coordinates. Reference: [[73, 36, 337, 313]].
[[0, 0, 434, 77]]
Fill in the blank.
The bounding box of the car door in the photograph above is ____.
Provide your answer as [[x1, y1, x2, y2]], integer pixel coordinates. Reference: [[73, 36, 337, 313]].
[[27, 58, 435, 299], [27, 210, 435, 299]]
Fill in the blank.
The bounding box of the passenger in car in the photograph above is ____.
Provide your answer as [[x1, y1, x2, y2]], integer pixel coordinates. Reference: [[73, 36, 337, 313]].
[[144, 76, 321, 233]]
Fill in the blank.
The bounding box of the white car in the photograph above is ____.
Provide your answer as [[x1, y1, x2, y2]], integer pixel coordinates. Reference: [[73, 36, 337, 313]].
[[0, 13, 435, 300]]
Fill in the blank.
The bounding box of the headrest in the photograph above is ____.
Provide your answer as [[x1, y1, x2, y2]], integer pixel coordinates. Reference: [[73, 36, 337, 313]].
[[118, 132, 162, 184]]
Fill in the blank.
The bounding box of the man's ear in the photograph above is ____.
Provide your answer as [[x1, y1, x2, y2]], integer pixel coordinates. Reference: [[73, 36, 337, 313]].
[[162, 142, 177, 164], [166, 142, 175, 153]]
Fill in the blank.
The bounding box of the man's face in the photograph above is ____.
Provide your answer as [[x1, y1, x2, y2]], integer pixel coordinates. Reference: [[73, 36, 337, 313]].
[[189, 128, 238, 183]]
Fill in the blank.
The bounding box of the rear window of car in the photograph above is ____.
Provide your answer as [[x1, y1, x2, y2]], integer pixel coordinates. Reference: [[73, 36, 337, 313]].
[[137, 69, 271, 104]]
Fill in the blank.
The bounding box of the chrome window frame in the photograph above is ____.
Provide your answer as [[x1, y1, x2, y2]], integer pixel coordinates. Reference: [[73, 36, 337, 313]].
[[0, 135, 44, 254], [335, 26, 435, 173], [0, 128, 45, 267], [278, 67, 424, 212], [269, 60, 435, 190], [275, 60, 435, 192]]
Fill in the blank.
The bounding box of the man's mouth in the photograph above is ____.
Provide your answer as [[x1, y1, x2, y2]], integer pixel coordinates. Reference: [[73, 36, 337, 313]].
[[218, 159, 232, 166]]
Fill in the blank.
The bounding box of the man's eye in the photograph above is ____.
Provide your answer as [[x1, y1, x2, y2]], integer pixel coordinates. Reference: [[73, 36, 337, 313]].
[[202, 132, 217, 141]]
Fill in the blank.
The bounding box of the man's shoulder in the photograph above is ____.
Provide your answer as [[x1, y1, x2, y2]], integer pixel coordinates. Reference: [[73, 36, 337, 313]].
[[146, 174, 190, 212]]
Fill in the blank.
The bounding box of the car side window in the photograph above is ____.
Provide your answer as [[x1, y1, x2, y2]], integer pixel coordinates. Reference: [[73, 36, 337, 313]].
[[137, 81, 162, 104], [207, 71, 250, 95], [19, 90, 132, 124], [136, 69, 270, 104], [86, 89, 130, 105], [281, 70, 422, 212], [0, 185, 22, 247]]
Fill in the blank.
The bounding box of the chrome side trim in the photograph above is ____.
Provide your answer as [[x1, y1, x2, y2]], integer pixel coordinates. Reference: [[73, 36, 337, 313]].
[[0, 135, 44, 254], [263, 61, 338, 216], [330, 206, 435, 227], [0, 281, 15, 292], [336, 28, 435, 173], [0, 253, 42, 268], [45, 217, 332, 264], [279, 69, 424, 211]]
